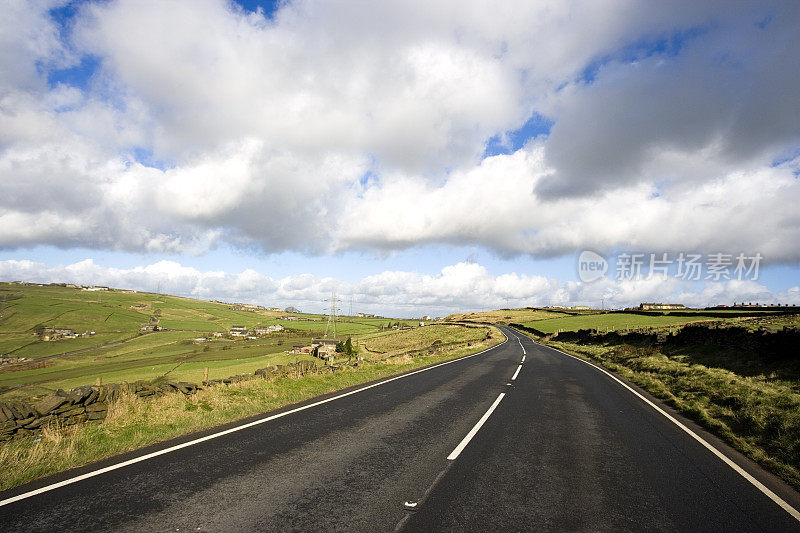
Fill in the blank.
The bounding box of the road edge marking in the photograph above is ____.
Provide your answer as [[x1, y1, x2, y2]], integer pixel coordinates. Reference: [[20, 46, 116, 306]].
[[0, 335, 510, 508], [538, 341, 800, 523], [447, 392, 506, 461]]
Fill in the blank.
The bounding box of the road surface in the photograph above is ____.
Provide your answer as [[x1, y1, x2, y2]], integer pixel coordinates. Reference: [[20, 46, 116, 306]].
[[1, 326, 799, 531]]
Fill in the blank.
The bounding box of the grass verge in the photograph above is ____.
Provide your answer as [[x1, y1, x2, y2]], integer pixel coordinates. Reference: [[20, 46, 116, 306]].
[[0, 329, 504, 491], [534, 335, 800, 491]]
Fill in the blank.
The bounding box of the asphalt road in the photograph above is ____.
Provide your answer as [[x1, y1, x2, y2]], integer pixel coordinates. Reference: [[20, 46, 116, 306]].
[[2, 326, 799, 532]]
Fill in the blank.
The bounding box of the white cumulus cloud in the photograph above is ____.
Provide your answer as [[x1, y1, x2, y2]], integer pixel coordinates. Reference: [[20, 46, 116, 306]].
[[0, 0, 798, 268]]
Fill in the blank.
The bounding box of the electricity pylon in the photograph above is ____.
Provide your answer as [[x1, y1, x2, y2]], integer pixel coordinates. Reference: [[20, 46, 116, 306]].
[[323, 290, 341, 339]]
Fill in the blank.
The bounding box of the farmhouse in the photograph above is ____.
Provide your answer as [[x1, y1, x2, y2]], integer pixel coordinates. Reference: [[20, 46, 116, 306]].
[[229, 325, 249, 337], [639, 303, 686, 310], [230, 304, 265, 312], [254, 324, 284, 335], [40, 327, 77, 341], [311, 338, 339, 361], [139, 324, 160, 332]]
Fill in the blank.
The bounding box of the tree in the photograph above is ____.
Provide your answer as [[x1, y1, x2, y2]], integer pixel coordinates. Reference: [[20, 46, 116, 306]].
[[343, 337, 354, 357]]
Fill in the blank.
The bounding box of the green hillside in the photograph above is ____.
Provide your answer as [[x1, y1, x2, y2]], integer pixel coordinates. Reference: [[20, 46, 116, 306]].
[[522, 312, 719, 333], [0, 282, 417, 399]]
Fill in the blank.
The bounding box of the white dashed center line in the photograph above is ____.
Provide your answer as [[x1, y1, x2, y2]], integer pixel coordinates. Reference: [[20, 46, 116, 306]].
[[447, 393, 506, 461]]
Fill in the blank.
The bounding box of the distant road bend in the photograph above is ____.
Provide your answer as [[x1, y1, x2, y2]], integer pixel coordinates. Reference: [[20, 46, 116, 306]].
[[2, 326, 800, 531]]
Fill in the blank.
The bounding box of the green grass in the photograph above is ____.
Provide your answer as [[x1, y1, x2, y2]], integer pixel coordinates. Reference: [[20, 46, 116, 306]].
[[0, 333, 318, 399], [523, 312, 720, 333], [0, 326, 504, 491], [361, 324, 491, 357], [445, 308, 570, 324], [0, 283, 421, 400], [533, 335, 800, 491]]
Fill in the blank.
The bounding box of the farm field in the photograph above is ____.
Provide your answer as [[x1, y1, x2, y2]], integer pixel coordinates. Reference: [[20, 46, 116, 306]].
[[0, 282, 419, 400], [445, 308, 572, 324], [520, 312, 720, 333], [360, 323, 494, 358]]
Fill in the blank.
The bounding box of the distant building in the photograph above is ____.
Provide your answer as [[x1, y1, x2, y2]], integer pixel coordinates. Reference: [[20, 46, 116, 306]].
[[229, 325, 248, 337], [639, 303, 686, 310], [267, 307, 283, 312], [254, 324, 285, 335], [230, 304, 265, 312], [356, 312, 376, 318], [40, 327, 77, 341], [139, 324, 160, 332]]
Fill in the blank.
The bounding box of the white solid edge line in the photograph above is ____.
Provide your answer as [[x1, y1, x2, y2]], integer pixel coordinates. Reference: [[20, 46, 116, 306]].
[[447, 393, 506, 461], [511, 365, 522, 381], [521, 355, 526, 363], [0, 336, 510, 508], [547, 344, 800, 523]]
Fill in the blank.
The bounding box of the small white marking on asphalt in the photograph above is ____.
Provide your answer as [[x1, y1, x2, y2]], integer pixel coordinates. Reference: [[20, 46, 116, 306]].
[[447, 393, 505, 461], [521, 355, 526, 363], [549, 345, 800, 524], [511, 365, 522, 381], [0, 336, 510, 508]]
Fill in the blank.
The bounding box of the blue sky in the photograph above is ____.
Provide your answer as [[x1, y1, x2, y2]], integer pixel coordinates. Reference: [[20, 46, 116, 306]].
[[1, 1, 799, 316]]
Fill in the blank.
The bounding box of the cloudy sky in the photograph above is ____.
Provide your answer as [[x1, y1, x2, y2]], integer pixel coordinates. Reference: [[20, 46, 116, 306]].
[[1, 0, 799, 316]]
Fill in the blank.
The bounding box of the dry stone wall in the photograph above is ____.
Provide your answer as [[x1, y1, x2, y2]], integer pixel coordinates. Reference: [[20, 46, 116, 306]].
[[0, 360, 323, 442]]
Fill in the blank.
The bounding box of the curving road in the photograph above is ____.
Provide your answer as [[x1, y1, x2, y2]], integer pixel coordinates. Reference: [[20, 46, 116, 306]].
[[1, 326, 799, 531]]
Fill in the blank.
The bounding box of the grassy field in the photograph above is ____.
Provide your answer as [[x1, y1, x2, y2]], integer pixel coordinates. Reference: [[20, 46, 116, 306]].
[[0, 283, 419, 400], [0, 324, 504, 490], [522, 312, 721, 334], [360, 324, 493, 357], [445, 308, 571, 324], [529, 333, 800, 491]]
